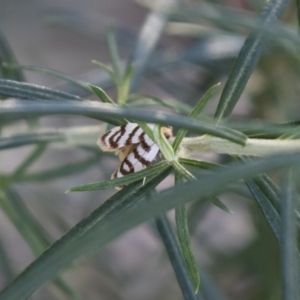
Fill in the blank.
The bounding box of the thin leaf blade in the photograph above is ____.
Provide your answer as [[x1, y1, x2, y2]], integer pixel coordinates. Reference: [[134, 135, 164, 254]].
[[214, 0, 291, 122]]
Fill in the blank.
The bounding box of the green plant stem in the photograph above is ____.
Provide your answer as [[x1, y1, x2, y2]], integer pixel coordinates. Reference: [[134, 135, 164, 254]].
[[178, 136, 300, 157], [4, 125, 300, 159]]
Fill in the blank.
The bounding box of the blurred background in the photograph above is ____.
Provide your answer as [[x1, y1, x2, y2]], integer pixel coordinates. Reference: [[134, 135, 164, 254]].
[[0, 0, 298, 299]]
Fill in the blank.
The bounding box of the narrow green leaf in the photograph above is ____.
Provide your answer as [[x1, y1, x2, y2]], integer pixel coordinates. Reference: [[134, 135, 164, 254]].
[[0, 124, 113, 151], [129, 0, 179, 92], [128, 93, 192, 114], [179, 158, 221, 170], [0, 79, 81, 100], [104, 167, 172, 218], [238, 157, 281, 213], [229, 119, 300, 139], [253, 175, 281, 213], [124, 64, 134, 83], [214, 0, 291, 122], [177, 160, 231, 213], [13, 144, 47, 178], [173, 83, 221, 153], [67, 161, 168, 192], [175, 205, 200, 293], [3, 188, 52, 252], [106, 27, 122, 85], [177, 2, 299, 46], [174, 172, 199, 292], [0, 132, 63, 151], [0, 237, 14, 281], [117, 64, 134, 104], [245, 180, 281, 241], [89, 84, 116, 105], [0, 100, 247, 145], [153, 124, 175, 162], [91, 60, 115, 82], [0, 28, 25, 81], [156, 214, 198, 300], [2, 188, 74, 297], [15, 156, 101, 183], [297, 0, 300, 29], [259, 173, 281, 197], [2, 63, 90, 92], [209, 196, 233, 214], [280, 169, 299, 300], [171, 160, 195, 180], [153, 124, 193, 179]]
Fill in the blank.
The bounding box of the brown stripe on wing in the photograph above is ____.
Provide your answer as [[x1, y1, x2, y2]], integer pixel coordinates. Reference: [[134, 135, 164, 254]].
[[125, 125, 140, 146], [132, 146, 151, 167], [120, 158, 135, 175], [99, 124, 133, 151], [108, 127, 123, 148], [114, 124, 126, 145], [139, 133, 152, 152], [112, 156, 135, 179], [99, 130, 112, 150]]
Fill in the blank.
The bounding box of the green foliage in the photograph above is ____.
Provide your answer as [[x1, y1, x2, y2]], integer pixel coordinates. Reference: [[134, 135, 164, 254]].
[[0, 0, 299, 300]]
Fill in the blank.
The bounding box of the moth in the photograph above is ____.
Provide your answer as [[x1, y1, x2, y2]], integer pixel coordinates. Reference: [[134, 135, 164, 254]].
[[98, 123, 172, 187]]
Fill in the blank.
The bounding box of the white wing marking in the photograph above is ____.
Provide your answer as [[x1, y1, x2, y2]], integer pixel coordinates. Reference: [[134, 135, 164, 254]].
[[98, 123, 140, 151]]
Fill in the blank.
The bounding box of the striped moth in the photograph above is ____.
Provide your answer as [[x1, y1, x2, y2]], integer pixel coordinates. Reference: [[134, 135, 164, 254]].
[[98, 123, 173, 188]]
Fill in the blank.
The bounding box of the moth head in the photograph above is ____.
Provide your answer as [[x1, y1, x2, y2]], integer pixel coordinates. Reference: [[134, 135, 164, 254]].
[[161, 126, 173, 139]]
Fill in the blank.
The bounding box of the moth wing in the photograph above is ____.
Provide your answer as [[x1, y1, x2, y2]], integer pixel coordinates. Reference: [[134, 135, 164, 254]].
[[97, 123, 142, 152], [142, 143, 160, 164], [112, 141, 160, 179], [138, 132, 160, 164]]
